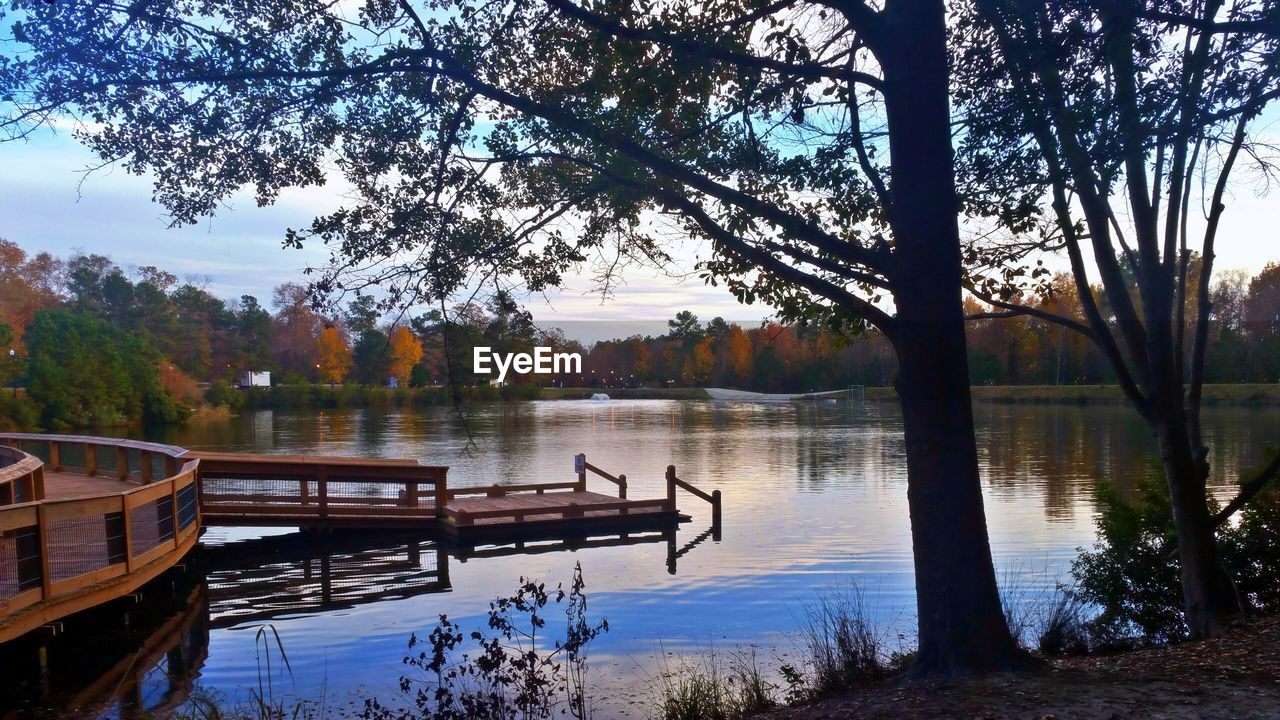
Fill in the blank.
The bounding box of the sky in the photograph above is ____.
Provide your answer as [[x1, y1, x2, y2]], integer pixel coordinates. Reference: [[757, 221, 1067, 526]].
[[1, 123, 1277, 343], [0, 127, 754, 341]]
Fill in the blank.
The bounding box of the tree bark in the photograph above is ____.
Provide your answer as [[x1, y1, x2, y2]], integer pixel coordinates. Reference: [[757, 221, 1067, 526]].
[[881, 0, 1029, 676], [1156, 414, 1239, 637]]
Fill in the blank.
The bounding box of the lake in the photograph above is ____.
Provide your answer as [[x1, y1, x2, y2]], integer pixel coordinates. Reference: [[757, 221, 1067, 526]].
[[7, 399, 1278, 718]]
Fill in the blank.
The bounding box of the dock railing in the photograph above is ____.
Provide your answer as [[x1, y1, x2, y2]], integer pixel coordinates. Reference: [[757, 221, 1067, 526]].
[[0, 434, 201, 643], [665, 464, 722, 532], [188, 452, 448, 522], [577, 453, 627, 498]]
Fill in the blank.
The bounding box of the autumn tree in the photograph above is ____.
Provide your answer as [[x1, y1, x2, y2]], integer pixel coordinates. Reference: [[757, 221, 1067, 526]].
[[682, 337, 716, 385], [271, 283, 324, 379], [0, 239, 61, 350], [388, 326, 424, 386], [2, 0, 1029, 673], [316, 325, 352, 385], [723, 326, 754, 385]]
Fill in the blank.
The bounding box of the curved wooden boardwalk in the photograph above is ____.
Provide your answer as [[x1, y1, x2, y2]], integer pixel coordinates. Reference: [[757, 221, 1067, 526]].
[[0, 435, 717, 645], [0, 434, 201, 645]]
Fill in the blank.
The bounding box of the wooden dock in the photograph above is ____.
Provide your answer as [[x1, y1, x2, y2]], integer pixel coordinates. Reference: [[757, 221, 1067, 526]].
[[0, 433, 721, 644]]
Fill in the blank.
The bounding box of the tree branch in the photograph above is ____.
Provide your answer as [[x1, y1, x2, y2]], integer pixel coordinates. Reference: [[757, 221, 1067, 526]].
[[543, 0, 884, 90], [1213, 451, 1280, 527]]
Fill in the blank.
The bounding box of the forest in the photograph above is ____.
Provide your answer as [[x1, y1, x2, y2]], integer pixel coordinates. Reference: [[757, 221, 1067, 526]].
[[1, 238, 1279, 429]]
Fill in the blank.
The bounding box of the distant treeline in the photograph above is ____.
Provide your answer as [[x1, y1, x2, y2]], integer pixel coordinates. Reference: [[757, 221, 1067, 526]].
[[1, 239, 1278, 428]]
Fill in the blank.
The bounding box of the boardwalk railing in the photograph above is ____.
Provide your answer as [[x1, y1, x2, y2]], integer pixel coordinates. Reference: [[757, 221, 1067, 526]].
[[0, 434, 201, 643], [0, 444, 44, 506], [189, 452, 448, 523]]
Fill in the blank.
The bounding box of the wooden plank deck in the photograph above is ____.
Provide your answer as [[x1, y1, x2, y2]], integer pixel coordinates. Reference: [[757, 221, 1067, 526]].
[[447, 490, 669, 524], [42, 471, 138, 499], [441, 489, 687, 540]]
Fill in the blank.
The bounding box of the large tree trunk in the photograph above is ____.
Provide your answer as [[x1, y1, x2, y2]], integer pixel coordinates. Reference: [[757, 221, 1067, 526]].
[[881, 0, 1029, 676], [1156, 414, 1239, 637]]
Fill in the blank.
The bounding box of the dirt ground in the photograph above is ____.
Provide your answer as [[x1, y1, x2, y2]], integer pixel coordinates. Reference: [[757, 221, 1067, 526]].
[[758, 616, 1280, 719]]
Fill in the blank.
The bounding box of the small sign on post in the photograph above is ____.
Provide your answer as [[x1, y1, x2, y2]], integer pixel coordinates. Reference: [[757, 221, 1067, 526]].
[[574, 453, 586, 475]]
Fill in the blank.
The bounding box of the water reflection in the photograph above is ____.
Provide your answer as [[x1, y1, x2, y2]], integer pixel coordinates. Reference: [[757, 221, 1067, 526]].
[[15, 400, 1278, 719], [204, 532, 452, 629], [0, 582, 210, 720]]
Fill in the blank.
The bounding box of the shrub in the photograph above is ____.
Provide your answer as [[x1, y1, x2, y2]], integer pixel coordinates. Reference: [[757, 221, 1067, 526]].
[[205, 380, 245, 410], [1071, 473, 1189, 644], [361, 562, 606, 720], [1072, 449, 1280, 646]]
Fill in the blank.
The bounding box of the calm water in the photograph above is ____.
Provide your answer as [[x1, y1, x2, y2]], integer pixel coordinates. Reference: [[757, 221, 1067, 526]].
[[8, 399, 1280, 718]]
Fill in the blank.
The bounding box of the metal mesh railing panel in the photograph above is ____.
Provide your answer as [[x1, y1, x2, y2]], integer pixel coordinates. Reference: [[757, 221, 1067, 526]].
[[130, 496, 175, 558], [56, 442, 87, 470], [46, 513, 117, 582], [325, 479, 427, 508], [200, 476, 308, 506], [177, 483, 198, 529], [0, 526, 42, 600]]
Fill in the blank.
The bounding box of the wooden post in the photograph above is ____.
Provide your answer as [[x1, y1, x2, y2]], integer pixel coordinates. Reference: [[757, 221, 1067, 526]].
[[406, 482, 418, 508], [163, 456, 178, 480], [36, 504, 51, 600], [33, 465, 44, 500], [300, 478, 310, 506], [456, 509, 471, 526], [665, 465, 677, 511], [170, 477, 181, 548], [665, 528, 677, 575], [575, 453, 587, 492], [436, 545, 450, 586], [565, 502, 583, 519], [139, 453, 152, 483], [317, 468, 328, 517], [121, 494, 134, 572], [435, 471, 448, 516], [711, 489, 722, 541], [85, 444, 98, 476], [117, 447, 130, 481], [617, 473, 627, 499], [48, 442, 60, 473]]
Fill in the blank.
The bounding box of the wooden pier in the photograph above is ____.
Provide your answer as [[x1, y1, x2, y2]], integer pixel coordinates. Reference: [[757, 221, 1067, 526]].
[[0, 433, 721, 644]]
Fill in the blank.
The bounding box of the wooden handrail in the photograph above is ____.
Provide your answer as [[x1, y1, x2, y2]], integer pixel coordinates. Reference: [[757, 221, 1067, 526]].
[[195, 454, 447, 520], [665, 464, 722, 528], [576, 454, 628, 498]]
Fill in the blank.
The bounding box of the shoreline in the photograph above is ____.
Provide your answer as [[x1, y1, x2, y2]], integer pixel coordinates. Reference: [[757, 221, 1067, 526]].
[[540, 383, 1280, 407]]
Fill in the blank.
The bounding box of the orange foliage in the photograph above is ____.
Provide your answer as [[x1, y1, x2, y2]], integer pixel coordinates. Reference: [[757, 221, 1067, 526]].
[[388, 326, 423, 384], [316, 325, 352, 384]]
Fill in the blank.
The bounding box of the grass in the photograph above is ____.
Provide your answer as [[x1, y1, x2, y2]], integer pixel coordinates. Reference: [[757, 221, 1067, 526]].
[[966, 383, 1280, 406], [997, 562, 1092, 656], [651, 648, 780, 720], [795, 582, 895, 697]]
